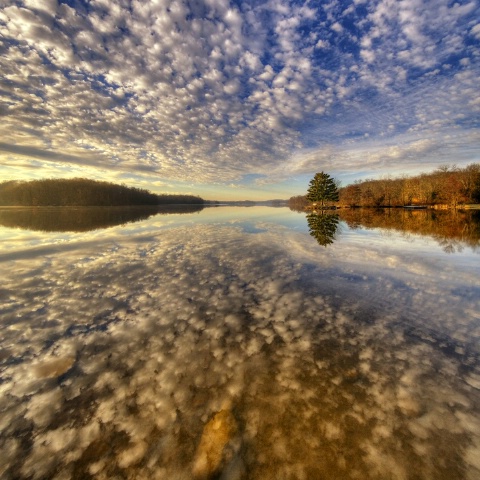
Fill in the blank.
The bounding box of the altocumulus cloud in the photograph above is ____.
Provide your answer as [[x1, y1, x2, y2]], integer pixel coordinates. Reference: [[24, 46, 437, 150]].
[[0, 0, 479, 187]]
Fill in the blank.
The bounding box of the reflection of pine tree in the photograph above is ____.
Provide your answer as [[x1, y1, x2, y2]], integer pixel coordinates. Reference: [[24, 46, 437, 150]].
[[307, 213, 339, 247]]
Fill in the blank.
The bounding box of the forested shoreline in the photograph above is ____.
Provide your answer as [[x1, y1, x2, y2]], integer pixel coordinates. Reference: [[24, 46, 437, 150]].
[[290, 164, 480, 210], [0, 178, 204, 206]]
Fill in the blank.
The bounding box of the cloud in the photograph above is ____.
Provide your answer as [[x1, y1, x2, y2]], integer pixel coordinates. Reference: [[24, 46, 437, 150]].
[[331, 21, 344, 33], [315, 39, 330, 49], [472, 23, 480, 39], [0, 0, 479, 190]]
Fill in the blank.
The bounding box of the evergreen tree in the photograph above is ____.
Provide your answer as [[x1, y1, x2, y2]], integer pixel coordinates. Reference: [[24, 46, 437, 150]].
[[306, 172, 339, 207]]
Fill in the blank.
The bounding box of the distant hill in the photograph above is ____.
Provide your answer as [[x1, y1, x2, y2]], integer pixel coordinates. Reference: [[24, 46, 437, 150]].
[[0, 178, 204, 206]]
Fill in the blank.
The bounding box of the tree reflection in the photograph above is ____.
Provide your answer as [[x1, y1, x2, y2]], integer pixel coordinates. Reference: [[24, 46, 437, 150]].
[[306, 212, 340, 247], [0, 205, 204, 232], [335, 208, 480, 253]]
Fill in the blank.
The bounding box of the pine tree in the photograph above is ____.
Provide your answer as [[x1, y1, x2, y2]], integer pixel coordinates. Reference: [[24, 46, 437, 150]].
[[306, 172, 339, 207]]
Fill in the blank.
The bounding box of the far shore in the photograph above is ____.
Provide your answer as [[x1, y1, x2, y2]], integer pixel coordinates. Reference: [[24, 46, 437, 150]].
[[304, 204, 480, 211]]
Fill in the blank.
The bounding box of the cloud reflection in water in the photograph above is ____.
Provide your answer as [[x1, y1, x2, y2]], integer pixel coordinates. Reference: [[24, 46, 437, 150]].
[[0, 208, 480, 479]]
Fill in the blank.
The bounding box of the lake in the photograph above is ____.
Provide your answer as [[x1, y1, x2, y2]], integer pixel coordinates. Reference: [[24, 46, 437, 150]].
[[1, 206, 480, 480]]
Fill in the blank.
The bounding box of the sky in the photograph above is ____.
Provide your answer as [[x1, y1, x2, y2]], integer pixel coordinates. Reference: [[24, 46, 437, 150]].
[[1, 0, 480, 200]]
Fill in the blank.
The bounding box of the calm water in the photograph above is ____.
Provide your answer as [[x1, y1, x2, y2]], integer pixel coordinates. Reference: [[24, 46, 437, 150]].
[[1, 206, 480, 480]]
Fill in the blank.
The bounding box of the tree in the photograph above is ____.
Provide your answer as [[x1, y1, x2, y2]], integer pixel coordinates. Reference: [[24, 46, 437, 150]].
[[306, 172, 339, 207], [339, 184, 361, 207], [288, 195, 309, 211], [0, 178, 205, 206], [335, 162, 480, 208]]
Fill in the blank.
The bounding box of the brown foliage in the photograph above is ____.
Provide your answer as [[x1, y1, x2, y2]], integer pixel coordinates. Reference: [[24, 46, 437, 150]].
[[288, 195, 309, 211], [335, 164, 480, 208]]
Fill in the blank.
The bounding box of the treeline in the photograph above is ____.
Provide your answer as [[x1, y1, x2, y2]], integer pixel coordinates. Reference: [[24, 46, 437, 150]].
[[0, 178, 204, 206], [289, 164, 480, 209], [339, 164, 480, 208], [289, 195, 310, 211]]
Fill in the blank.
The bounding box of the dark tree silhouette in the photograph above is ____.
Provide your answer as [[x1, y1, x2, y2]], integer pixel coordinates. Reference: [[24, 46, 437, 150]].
[[0, 178, 204, 206], [306, 172, 339, 207]]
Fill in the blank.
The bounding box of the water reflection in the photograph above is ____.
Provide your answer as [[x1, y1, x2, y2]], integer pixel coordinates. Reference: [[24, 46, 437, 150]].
[[0, 205, 204, 232], [1, 208, 479, 479], [336, 208, 480, 252], [306, 212, 340, 247]]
